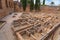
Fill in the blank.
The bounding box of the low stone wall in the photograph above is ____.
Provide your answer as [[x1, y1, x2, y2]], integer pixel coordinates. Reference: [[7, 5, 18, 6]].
[[41, 22, 60, 40]]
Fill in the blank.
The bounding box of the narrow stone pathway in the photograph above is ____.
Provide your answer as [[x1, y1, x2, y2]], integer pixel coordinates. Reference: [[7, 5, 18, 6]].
[[0, 12, 22, 40]]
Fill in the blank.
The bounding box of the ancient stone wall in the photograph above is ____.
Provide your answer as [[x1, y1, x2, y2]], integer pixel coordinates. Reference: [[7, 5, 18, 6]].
[[0, 0, 14, 19]]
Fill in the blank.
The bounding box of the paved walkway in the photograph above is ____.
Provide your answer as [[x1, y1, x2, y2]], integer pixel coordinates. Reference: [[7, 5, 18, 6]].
[[0, 12, 22, 40]]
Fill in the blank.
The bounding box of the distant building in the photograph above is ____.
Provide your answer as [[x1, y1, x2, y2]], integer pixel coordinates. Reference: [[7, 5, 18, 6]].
[[0, 0, 14, 19]]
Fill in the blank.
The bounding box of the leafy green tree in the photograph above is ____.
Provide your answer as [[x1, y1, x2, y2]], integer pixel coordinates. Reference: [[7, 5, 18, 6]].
[[30, 0, 34, 11], [38, 0, 41, 10], [51, 2, 54, 6], [35, 0, 38, 10], [21, 0, 27, 11], [27, 0, 30, 4], [35, 0, 41, 11], [43, 0, 45, 5]]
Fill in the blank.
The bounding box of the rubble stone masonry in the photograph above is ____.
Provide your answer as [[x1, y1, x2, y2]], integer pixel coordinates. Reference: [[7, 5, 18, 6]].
[[0, 0, 14, 19]]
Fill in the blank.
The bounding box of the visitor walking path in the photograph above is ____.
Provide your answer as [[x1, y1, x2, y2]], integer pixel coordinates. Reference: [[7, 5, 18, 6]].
[[0, 12, 22, 40]]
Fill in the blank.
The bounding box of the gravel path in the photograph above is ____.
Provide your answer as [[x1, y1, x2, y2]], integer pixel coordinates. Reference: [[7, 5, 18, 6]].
[[0, 12, 22, 40]]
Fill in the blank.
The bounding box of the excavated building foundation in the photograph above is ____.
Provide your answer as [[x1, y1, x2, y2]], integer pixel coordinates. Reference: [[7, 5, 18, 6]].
[[12, 13, 60, 40]]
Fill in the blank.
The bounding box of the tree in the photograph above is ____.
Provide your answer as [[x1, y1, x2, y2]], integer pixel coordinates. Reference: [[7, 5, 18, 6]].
[[38, 0, 41, 10], [30, 0, 34, 11], [27, 0, 30, 4], [51, 2, 54, 6], [35, 0, 41, 11], [43, 0, 45, 5], [21, 0, 27, 11]]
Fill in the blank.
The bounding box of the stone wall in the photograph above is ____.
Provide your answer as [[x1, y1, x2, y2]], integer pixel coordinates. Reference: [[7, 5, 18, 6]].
[[0, 0, 14, 19]]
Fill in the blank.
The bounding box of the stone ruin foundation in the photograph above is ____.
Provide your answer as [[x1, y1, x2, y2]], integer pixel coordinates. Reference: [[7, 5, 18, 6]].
[[12, 13, 60, 40]]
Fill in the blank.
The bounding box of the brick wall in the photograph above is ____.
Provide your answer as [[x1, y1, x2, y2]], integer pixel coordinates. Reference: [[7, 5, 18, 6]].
[[0, 0, 14, 19]]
